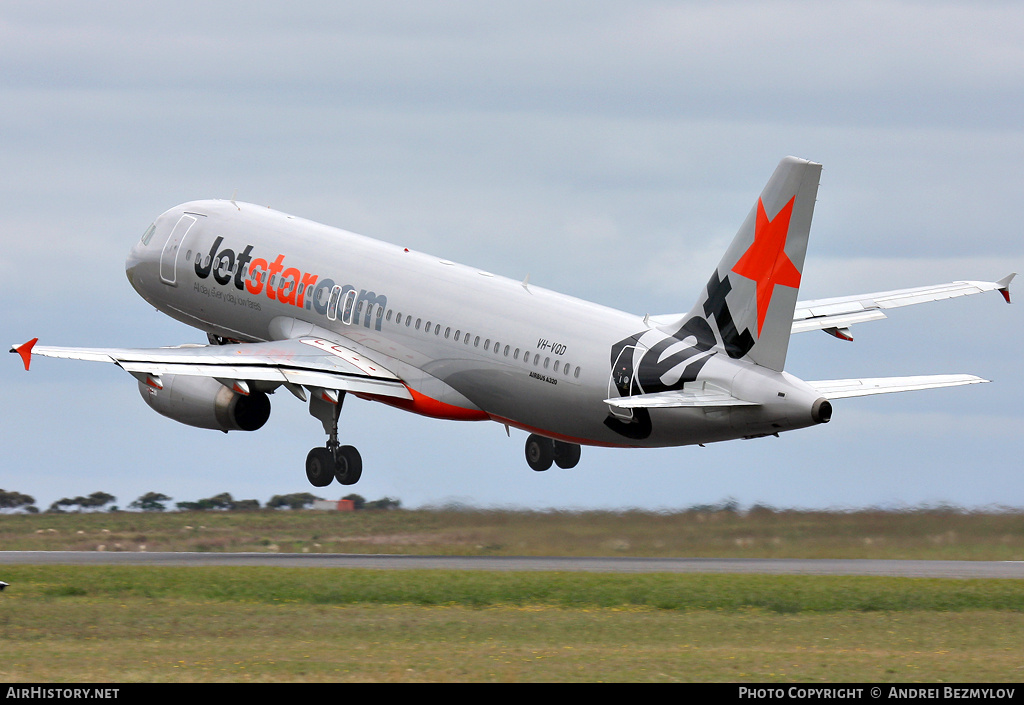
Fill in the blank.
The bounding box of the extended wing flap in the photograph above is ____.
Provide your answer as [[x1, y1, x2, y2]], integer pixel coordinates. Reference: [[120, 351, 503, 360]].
[[808, 374, 988, 399], [790, 310, 888, 334]]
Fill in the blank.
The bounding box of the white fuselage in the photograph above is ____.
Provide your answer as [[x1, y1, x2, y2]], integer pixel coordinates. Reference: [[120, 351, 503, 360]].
[[125, 200, 826, 449]]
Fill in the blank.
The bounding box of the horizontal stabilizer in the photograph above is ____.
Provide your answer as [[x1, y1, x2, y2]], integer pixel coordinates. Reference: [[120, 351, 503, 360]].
[[605, 383, 759, 409], [808, 374, 987, 399]]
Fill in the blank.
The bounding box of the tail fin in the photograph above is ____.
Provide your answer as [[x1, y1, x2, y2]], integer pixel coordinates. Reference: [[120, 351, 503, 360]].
[[681, 156, 822, 372]]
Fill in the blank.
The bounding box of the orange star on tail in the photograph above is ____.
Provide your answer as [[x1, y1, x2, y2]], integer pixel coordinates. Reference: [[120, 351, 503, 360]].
[[731, 196, 800, 336]]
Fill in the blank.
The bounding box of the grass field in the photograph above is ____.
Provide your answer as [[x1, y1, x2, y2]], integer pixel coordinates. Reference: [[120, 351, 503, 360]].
[[2, 504, 1023, 559], [0, 507, 1022, 682]]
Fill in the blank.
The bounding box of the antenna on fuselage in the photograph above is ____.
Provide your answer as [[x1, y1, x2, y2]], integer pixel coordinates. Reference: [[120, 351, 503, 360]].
[[230, 190, 240, 210]]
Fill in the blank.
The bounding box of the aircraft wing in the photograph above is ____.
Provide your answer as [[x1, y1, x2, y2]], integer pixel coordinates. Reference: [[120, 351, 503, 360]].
[[10, 336, 413, 401], [807, 374, 987, 399], [791, 274, 1014, 340]]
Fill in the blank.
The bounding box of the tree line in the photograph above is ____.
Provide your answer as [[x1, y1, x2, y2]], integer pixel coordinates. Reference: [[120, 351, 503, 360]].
[[0, 489, 400, 513]]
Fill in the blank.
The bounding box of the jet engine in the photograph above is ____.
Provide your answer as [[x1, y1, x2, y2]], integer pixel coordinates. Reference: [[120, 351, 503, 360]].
[[137, 375, 271, 432]]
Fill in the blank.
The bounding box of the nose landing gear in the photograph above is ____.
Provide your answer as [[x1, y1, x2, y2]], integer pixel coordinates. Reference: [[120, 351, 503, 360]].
[[305, 390, 363, 487]]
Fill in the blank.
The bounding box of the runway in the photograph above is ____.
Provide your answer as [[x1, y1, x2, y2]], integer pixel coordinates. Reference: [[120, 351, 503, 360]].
[[1, 551, 1022, 578]]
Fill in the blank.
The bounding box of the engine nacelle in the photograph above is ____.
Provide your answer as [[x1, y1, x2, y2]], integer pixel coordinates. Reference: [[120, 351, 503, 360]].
[[138, 375, 271, 432]]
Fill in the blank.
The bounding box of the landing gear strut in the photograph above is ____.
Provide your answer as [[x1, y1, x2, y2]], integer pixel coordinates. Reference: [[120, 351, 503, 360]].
[[305, 391, 363, 487], [525, 433, 581, 471]]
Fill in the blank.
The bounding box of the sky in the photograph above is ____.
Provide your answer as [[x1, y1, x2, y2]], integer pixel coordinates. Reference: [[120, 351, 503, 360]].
[[2, 1, 1022, 513]]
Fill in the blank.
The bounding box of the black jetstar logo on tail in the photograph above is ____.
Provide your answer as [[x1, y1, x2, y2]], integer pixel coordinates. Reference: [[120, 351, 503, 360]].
[[604, 271, 755, 440], [702, 271, 755, 359]]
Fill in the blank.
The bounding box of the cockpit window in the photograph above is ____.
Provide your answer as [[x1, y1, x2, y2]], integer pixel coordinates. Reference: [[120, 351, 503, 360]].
[[141, 223, 156, 246]]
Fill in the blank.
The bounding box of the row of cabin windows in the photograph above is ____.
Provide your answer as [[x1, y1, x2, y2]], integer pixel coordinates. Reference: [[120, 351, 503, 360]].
[[385, 308, 581, 380], [185, 248, 582, 380]]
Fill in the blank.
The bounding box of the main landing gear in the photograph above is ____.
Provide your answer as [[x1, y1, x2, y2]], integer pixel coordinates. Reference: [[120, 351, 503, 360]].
[[305, 391, 363, 487], [525, 433, 581, 472]]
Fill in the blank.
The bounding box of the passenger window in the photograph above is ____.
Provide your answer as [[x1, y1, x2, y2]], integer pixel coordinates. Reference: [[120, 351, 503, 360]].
[[503, 345, 510, 357], [444, 327, 450, 339], [474, 336, 480, 347], [574, 367, 581, 379], [454, 330, 461, 342]]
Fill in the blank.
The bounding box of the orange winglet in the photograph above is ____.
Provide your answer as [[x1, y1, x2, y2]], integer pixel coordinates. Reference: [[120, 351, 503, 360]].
[[11, 338, 38, 371]]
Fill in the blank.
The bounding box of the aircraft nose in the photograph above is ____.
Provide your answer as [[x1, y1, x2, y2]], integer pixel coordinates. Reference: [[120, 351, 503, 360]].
[[125, 244, 142, 287], [126, 222, 157, 291]]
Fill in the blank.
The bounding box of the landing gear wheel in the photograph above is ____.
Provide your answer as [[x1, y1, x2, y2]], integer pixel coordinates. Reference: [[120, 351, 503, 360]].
[[525, 434, 554, 472], [553, 441, 581, 469], [305, 447, 336, 487], [334, 445, 363, 485]]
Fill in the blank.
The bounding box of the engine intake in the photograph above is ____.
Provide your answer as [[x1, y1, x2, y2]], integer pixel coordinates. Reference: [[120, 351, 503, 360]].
[[138, 375, 270, 432]]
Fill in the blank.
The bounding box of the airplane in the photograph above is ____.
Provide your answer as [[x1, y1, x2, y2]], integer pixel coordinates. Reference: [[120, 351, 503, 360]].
[[11, 157, 1014, 488]]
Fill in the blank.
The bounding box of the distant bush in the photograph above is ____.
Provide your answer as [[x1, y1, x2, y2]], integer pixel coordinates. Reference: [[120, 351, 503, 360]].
[[0, 489, 37, 513], [364, 497, 401, 511], [176, 493, 260, 511], [47, 491, 116, 513], [267, 493, 323, 510], [129, 492, 172, 512]]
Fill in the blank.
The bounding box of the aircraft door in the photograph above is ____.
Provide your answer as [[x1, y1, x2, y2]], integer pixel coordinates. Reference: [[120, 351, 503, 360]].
[[326, 287, 357, 323], [159, 214, 198, 286], [340, 289, 357, 324], [607, 344, 647, 419]]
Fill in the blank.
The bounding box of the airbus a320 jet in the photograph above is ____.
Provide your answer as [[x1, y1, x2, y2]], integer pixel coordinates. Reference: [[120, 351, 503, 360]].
[[11, 158, 1014, 488]]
